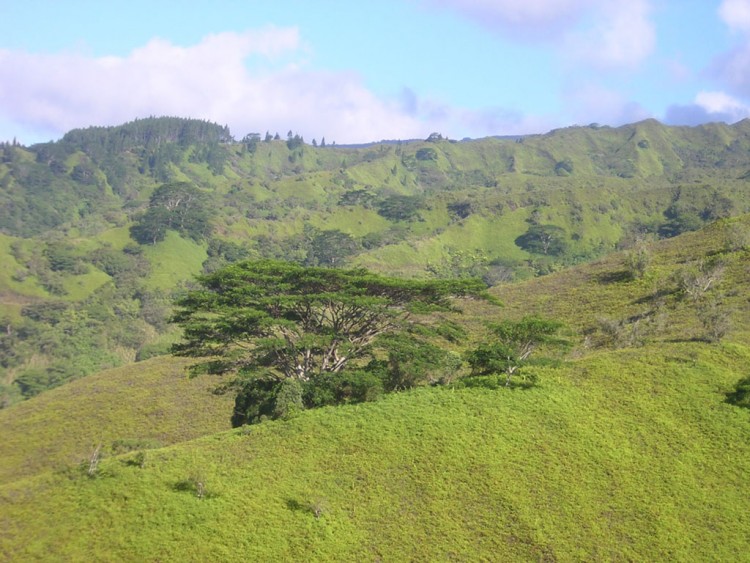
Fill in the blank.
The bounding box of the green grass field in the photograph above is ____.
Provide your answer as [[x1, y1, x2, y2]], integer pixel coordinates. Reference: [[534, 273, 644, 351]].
[[1, 341, 747, 561]]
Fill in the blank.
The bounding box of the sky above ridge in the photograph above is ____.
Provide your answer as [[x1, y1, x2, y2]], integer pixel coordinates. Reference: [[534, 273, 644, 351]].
[[2, 0, 750, 145]]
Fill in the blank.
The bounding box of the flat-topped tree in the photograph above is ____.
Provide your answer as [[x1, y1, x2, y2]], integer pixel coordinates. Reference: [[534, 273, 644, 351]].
[[171, 260, 495, 382]]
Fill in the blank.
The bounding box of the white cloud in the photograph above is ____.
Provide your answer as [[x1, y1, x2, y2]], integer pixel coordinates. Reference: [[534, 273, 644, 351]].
[[424, 0, 655, 70], [712, 2, 750, 100], [564, 1, 656, 69], [712, 40, 750, 96], [563, 82, 651, 126], [664, 91, 750, 125], [0, 28, 434, 144], [719, 0, 750, 33], [423, 0, 593, 32], [695, 90, 750, 116]]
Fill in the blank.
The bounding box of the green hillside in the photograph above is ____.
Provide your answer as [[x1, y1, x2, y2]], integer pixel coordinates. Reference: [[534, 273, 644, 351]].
[[0, 356, 233, 484], [1, 346, 747, 560], [4, 117, 750, 402], [1, 217, 749, 560]]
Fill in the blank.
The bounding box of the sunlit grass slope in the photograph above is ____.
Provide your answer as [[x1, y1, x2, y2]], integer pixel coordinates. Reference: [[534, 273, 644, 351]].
[[1, 341, 748, 561], [494, 216, 750, 340], [0, 355, 232, 484], [2, 215, 749, 561]]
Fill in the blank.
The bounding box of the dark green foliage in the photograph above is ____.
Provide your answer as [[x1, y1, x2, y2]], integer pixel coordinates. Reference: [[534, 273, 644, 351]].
[[658, 210, 704, 238], [60, 117, 233, 161], [14, 365, 76, 398], [303, 368, 385, 408], [339, 189, 376, 208], [515, 224, 569, 256], [415, 147, 438, 161], [172, 260, 490, 382], [45, 241, 84, 273], [377, 195, 425, 221], [377, 333, 463, 389], [242, 133, 261, 154], [130, 207, 170, 244], [130, 182, 211, 244], [89, 246, 142, 278], [202, 238, 253, 273], [306, 229, 359, 267], [286, 133, 304, 150], [189, 142, 228, 175], [726, 376, 750, 409], [173, 260, 492, 424], [273, 378, 305, 419], [231, 377, 285, 427], [555, 159, 574, 176], [447, 200, 474, 220]]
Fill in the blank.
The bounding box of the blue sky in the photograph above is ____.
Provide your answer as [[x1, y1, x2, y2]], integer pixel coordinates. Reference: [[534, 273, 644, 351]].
[[2, 0, 750, 144]]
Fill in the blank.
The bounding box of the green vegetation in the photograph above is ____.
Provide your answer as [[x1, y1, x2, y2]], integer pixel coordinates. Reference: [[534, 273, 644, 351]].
[[172, 260, 492, 424], [1, 117, 750, 559], [1, 341, 748, 561], [466, 316, 567, 386], [5, 117, 750, 400]]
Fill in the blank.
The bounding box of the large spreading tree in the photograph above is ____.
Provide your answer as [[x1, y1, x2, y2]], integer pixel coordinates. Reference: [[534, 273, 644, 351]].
[[172, 260, 494, 383]]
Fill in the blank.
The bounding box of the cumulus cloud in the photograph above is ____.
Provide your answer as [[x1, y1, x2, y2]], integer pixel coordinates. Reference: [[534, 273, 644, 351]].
[[665, 91, 750, 125], [719, 0, 750, 33], [422, 0, 593, 35], [423, 0, 655, 69], [564, 1, 655, 69], [712, 1, 750, 99], [0, 28, 434, 144]]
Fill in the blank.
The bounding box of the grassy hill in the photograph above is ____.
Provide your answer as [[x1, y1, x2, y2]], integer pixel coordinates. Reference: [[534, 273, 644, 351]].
[[1, 345, 747, 560], [1, 220, 749, 560], [0, 355, 233, 484], [4, 117, 750, 401]]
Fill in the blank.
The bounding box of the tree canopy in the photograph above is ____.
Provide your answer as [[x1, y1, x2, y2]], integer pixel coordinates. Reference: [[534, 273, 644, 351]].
[[172, 260, 494, 383], [515, 224, 569, 256], [130, 182, 211, 244]]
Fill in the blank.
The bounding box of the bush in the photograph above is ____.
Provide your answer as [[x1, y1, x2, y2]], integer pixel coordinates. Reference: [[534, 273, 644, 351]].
[[415, 147, 438, 161]]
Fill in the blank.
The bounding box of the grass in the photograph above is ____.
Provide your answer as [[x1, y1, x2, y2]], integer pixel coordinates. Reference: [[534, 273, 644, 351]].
[[0, 355, 233, 484], [0, 341, 748, 561], [142, 231, 208, 290], [1, 219, 750, 559], [4, 121, 750, 559]]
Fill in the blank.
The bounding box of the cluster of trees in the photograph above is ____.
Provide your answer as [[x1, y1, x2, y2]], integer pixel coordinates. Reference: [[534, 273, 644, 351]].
[[60, 117, 233, 160], [130, 182, 212, 245], [171, 260, 567, 425]]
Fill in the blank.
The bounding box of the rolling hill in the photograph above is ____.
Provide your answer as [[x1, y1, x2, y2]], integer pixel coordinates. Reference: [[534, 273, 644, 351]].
[[1, 217, 748, 560], [3, 117, 750, 402]]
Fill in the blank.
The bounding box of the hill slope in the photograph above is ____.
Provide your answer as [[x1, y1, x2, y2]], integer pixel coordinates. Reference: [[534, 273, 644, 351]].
[[0, 355, 232, 484], [4, 117, 750, 402], [1, 221, 749, 560], [1, 343, 748, 561]]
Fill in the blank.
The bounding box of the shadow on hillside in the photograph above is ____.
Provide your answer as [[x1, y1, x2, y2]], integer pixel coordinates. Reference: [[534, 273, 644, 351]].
[[663, 337, 710, 344], [595, 270, 632, 284], [631, 287, 676, 305]]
